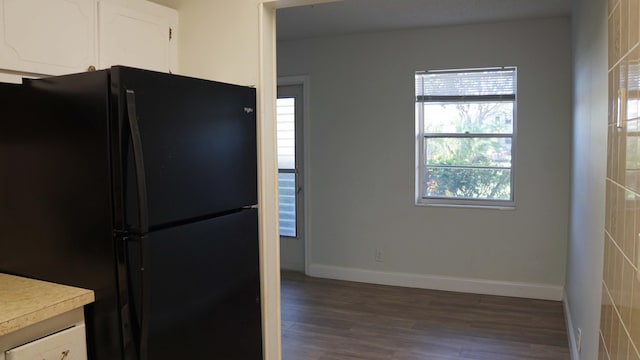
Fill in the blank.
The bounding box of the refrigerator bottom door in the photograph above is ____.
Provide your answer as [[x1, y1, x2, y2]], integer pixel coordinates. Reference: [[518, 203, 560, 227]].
[[127, 209, 262, 360]]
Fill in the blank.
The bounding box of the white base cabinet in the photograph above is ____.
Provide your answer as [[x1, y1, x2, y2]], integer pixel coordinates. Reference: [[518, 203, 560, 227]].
[[5, 324, 87, 360], [0, 309, 87, 360]]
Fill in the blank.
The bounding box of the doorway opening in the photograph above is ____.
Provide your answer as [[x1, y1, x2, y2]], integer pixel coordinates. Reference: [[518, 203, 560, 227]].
[[277, 82, 307, 272]]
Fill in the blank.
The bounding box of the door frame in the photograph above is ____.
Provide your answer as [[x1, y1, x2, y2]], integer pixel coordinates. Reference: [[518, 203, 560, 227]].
[[277, 75, 311, 275]]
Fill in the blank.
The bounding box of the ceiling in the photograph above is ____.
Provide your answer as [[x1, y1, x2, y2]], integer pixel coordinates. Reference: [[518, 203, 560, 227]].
[[277, 0, 572, 41]]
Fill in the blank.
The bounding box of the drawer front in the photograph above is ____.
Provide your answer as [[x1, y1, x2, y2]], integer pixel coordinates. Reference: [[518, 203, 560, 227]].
[[5, 324, 87, 360]]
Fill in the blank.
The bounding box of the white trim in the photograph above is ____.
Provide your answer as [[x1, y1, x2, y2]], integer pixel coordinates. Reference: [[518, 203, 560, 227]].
[[414, 67, 518, 207], [258, 4, 281, 360], [308, 264, 564, 301], [277, 75, 312, 277], [563, 291, 580, 360], [275, 0, 342, 9]]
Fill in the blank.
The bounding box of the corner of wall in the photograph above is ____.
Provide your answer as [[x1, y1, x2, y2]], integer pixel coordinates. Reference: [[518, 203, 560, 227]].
[[564, 290, 581, 360]]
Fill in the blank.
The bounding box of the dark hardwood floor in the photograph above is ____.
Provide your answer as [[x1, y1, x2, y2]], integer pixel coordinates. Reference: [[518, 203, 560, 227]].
[[281, 271, 570, 360]]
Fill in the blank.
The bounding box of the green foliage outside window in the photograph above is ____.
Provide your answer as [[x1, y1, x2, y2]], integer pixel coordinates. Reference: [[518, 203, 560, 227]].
[[423, 102, 513, 201]]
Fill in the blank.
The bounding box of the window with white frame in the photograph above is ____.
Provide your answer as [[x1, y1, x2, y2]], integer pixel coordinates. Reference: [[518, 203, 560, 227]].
[[415, 67, 517, 207]]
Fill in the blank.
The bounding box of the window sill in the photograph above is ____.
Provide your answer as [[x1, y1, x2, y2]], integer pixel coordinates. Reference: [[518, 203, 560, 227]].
[[415, 202, 516, 210]]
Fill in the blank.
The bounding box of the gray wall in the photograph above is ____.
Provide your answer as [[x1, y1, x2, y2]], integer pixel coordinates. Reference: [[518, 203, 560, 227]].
[[566, 0, 607, 358], [278, 17, 572, 294]]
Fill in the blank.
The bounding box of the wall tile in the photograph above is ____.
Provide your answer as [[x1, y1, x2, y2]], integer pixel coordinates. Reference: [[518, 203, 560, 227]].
[[599, 332, 608, 360], [627, 47, 640, 121], [607, 235, 614, 287], [622, 33, 630, 90], [629, 134, 640, 193], [608, 182, 613, 232], [614, 185, 621, 239], [614, 69, 618, 125], [624, 193, 636, 259], [610, 183, 616, 236], [612, 312, 621, 358], [628, 269, 640, 347], [610, 127, 615, 181], [604, 285, 614, 351], [612, 5, 622, 69], [620, 61, 630, 185], [623, 0, 630, 55], [619, 321, 630, 359], [635, 196, 640, 265], [604, 9, 640, 357], [616, 64, 622, 126], [631, 0, 639, 49], [618, 186, 627, 244], [622, 257, 634, 326], [620, 128, 628, 185], [612, 0, 621, 16], [615, 247, 623, 312]]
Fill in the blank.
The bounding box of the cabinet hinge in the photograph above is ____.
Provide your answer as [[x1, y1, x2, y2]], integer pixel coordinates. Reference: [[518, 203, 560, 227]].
[[169, 27, 173, 41]]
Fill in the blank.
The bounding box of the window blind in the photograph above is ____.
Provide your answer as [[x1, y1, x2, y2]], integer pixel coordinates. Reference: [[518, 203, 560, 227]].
[[415, 68, 516, 98]]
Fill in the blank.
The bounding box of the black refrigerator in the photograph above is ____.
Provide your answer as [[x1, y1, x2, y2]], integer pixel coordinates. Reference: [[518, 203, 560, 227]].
[[0, 66, 263, 360]]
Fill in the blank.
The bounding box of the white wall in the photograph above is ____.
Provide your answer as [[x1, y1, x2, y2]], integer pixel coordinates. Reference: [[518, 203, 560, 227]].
[[174, 0, 260, 86], [565, 0, 608, 358], [278, 17, 573, 298]]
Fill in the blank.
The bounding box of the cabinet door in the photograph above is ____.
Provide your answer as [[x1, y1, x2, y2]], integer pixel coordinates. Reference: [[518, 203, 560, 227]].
[[98, 0, 177, 73], [0, 0, 96, 76]]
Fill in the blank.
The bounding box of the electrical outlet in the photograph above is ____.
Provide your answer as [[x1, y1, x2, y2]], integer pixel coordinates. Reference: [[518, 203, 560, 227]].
[[374, 248, 383, 262], [576, 327, 582, 353]]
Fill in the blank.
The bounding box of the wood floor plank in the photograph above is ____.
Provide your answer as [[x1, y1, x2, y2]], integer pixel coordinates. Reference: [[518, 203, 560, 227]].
[[281, 271, 570, 360]]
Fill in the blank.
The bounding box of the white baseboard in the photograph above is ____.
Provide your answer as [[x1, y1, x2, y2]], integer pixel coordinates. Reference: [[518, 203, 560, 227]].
[[307, 264, 564, 301], [563, 291, 580, 360]]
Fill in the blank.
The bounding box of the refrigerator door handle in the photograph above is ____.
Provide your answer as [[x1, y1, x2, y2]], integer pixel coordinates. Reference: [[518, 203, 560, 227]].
[[138, 235, 151, 360], [114, 233, 138, 360], [121, 234, 150, 360], [125, 89, 150, 234], [126, 89, 150, 360]]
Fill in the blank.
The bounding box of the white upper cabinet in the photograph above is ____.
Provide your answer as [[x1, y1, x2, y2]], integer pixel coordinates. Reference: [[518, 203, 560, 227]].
[[98, 0, 177, 73], [0, 0, 177, 78], [0, 0, 97, 75]]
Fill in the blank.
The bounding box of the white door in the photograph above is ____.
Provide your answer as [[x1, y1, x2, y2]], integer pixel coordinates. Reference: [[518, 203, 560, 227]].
[[0, 0, 96, 75], [98, 0, 177, 73], [277, 84, 305, 271]]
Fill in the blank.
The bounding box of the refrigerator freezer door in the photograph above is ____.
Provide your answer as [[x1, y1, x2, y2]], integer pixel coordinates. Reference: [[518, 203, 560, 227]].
[[112, 66, 257, 230], [127, 209, 262, 360]]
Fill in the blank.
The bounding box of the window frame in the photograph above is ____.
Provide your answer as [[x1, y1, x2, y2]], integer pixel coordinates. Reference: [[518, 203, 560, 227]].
[[415, 67, 518, 208]]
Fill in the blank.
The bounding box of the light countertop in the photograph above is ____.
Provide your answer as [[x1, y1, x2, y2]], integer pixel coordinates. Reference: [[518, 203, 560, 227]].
[[0, 273, 94, 336]]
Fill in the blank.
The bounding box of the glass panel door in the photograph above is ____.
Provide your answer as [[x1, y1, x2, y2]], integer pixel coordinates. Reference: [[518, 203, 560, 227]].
[[276, 96, 297, 237], [277, 83, 305, 271]]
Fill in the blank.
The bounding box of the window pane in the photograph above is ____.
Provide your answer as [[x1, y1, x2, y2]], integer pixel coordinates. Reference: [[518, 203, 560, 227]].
[[424, 167, 511, 201], [424, 102, 513, 134], [277, 97, 295, 169], [425, 137, 512, 168], [278, 172, 296, 237]]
